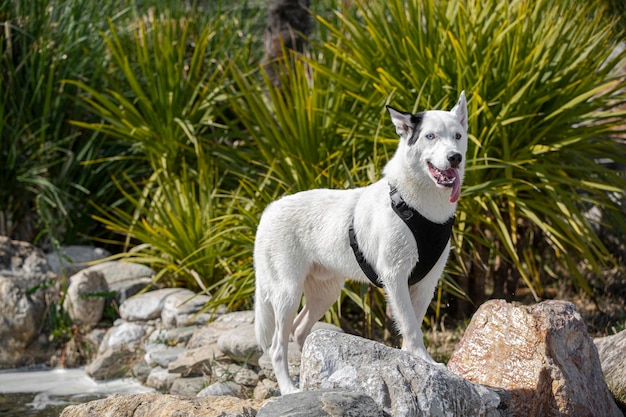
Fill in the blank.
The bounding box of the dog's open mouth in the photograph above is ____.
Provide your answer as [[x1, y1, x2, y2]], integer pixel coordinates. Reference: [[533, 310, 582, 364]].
[[428, 162, 461, 203]]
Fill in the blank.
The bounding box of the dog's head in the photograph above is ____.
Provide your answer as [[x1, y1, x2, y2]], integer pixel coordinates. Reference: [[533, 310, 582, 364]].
[[386, 92, 468, 203]]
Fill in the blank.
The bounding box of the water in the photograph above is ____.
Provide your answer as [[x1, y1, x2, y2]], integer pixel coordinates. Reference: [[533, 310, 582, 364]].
[[0, 367, 154, 416]]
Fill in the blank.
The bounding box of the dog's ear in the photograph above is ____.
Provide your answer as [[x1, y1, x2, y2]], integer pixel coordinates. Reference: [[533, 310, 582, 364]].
[[450, 91, 468, 131], [387, 105, 416, 138]]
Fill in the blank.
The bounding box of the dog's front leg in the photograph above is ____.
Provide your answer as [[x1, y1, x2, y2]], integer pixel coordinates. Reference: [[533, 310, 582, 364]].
[[385, 277, 437, 364]]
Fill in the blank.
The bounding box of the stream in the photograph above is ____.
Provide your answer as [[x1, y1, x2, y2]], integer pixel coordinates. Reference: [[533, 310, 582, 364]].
[[0, 366, 153, 416]]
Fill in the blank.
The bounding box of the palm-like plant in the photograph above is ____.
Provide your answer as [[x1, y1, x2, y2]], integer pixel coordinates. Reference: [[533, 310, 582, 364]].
[[311, 0, 626, 314]]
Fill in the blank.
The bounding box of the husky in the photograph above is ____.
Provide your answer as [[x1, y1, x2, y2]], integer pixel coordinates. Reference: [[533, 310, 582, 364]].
[[254, 92, 468, 394]]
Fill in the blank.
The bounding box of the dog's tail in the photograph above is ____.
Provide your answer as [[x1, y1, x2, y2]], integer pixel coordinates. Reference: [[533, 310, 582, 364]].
[[254, 282, 275, 352]]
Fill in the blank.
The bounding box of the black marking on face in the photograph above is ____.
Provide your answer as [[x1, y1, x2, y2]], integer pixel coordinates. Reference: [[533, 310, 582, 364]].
[[408, 112, 424, 146]]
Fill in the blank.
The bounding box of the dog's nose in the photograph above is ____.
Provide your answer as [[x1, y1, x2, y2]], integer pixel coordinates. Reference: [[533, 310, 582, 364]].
[[448, 152, 462, 168]]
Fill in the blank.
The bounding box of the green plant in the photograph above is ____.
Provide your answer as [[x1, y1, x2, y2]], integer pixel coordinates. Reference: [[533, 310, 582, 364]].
[[311, 0, 626, 316]]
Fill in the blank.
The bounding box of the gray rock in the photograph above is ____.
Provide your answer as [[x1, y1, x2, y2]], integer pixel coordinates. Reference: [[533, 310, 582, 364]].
[[144, 346, 187, 368], [83, 261, 154, 303], [209, 310, 255, 330], [119, 288, 188, 321], [47, 245, 110, 277], [186, 326, 222, 349], [146, 366, 181, 391], [301, 330, 503, 417], [595, 329, 626, 407], [169, 376, 208, 396], [86, 347, 143, 380], [161, 291, 211, 329], [167, 345, 225, 377], [197, 381, 245, 399], [147, 326, 197, 347], [99, 321, 146, 354], [217, 324, 262, 366], [258, 341, 301, 383], [0, 237, 56, 368], [253, 379, 279, 400], [257, 389, 385, 417], [63, 269, 108, 329], [214, 363, 260, 387]]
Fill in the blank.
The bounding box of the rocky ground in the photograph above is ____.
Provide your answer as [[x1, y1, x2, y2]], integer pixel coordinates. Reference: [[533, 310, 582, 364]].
[[1, 236, 625, 416]]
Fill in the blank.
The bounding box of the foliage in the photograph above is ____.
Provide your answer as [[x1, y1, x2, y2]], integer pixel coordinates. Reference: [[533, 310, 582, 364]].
[[312, 0, 626, 312]]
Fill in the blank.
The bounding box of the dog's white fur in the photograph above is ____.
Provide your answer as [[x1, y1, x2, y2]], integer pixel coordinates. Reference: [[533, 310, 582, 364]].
[[254, 92, 468, 394]]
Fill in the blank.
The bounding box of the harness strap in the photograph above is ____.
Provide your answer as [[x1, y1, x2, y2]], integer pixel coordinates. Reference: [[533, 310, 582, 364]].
[[349, 184, 455, 288]]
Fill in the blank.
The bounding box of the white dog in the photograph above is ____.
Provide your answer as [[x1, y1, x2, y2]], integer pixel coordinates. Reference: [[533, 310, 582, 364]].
[[254, 92, 468, 394]]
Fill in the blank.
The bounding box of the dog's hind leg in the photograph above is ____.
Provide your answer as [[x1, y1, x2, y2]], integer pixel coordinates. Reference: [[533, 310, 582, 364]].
[[292, 273, 344, 349], [268, 274, 304, 395]]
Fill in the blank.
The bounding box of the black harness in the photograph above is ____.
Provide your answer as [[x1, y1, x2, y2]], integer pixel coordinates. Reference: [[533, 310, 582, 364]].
[[349, 184, 455, 288]]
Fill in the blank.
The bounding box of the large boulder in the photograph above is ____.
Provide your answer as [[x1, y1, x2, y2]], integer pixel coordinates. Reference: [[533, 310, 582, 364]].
[[447, 299, 622, 417], [300, 329, 505, 417], [594, 329, 626, 408], [63, 269, 108, 329], [81, 261, 154, 303], [59, 393, 266, 417], [47, 245, 110, 277], [0, 236, 56, 368]]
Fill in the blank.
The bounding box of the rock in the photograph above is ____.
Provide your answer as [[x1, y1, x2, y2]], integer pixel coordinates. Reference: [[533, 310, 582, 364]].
[[198, 381, 246, 399], [82, 261, 154, 303], [144, 346, 187, 368], [214, 363, 260, 387], [209, 310, 255, 330], [119, 288, 189, 321], [258, 341, 302, 383], [169, 376, 208, 396], [217, 324, 262, 366], [254, 379, 279, 400], [147, 326, 197, 347], [594, 329, 626, 407], [59, 393, 267, 417], [98, 321, 146, 354], [146, 366, 181, 391], [47, 245, 110, 277], [167, 345, 226, 377], [257, 389, 385, 417], [86, 346, 143, 380], [187, 326, 222, 348], [447, 299, 622, 417], [300, 330, 503, 417], [63, 269, 108, 329], [0, 237, 56, 368], [161, 291, 212, 328]]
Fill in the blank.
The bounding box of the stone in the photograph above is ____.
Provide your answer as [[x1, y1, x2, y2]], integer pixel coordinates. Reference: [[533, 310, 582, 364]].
[[169, 376, 208, 396], [146, 366, 181, 391], [258, 341, 301, 383], [594, 329, 626, 407], [0, 237, 56, 368], [161, 291, 211, 328], [209, 310, 255, 330], [86, 346, 143, 380], [98, 321, 146, 354], [167, 345, 226, 376], [254, 379, 279, 400], [82, 261, 154, 303], [300, 329, 504, 417], [119, 288, 188, 321], [257, 389, 385, 417], [197, 381, 246, 399], [59, 393, 267, 417], [47, 245, 110, 277], [214, 363, 260, 387], [187, 326, 222, 349], [217, 324, 262, 366], [447, 299, 622, 417], [63, 269, 108, 329], [144, 346, 186, 368], [147, 326, 197, 347]]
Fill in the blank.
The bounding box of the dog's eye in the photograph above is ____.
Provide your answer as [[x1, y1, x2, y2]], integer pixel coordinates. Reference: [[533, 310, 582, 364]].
[[455, 133, 462, 140], [425, 133, 436, 140]]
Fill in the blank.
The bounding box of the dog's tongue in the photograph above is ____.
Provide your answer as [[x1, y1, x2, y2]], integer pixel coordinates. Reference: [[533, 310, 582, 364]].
[[447, 168, 461, 203]]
